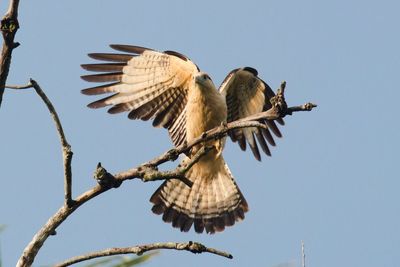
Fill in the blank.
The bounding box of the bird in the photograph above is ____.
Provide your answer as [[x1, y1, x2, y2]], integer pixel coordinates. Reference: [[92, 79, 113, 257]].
[[81, 44, 284, 234]]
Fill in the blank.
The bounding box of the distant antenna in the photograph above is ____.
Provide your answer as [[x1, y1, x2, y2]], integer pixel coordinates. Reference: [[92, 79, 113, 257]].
[[301, 240, 306, 267]]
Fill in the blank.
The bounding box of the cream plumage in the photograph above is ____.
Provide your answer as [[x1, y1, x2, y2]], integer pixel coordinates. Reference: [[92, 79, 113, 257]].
[[81, 45, 284, 233]]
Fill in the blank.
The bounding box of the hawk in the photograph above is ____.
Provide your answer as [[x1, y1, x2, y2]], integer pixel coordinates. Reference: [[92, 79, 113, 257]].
[[81, 45, 284, 234]]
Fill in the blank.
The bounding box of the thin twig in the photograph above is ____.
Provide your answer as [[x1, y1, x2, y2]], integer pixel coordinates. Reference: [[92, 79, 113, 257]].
[[94, 145, 214, 188], [53, 241, 232, 267], [0, 0, 20, 107], [142, 121, 268, 169], [5, 83, 32, 89], [140, 145, 214, 186], [29, 79, 74, 206], [7, 80, 74, 205]]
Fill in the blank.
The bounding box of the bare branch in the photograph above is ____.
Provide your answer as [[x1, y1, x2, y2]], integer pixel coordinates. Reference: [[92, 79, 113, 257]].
[[16, 146, 215, 267], [7, 79, 74, 204], [113, 145, 214, 187], [0, 0, 20, 107], [53, 241, 232, 267], [29, 79, 74, 205], [5, 83, 32, 89], [288, 103, 317, 114], [16, 80, 316, 267], [5, 0, 20, 17], [17, 187, 105, 267]]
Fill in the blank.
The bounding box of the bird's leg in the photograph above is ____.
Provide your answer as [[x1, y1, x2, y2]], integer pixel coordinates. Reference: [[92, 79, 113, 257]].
[[213, 121, 227, 158]]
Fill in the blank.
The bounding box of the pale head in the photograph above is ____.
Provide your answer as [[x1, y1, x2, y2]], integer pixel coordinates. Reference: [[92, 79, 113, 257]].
[[194, 72, 215, 89]]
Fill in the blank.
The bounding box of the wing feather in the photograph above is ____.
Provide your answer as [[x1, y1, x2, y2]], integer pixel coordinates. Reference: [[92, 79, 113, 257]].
[[82, 45, 199, 147], [81, 72, 123, 83], [219, 68, 284, 160], [81, 63, 125, 72], [169, 107, 187, 147], [88, 53, 134, 62], [110, 44, 155, 54]]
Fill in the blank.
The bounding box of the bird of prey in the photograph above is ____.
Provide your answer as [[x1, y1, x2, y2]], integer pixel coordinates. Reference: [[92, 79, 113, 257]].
[[81, 45, 284, 234]]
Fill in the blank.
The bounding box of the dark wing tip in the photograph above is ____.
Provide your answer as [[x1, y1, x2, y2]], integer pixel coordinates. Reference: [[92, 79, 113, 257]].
[[248, 136, 261, 161], [80, 75, 93, 82], [243, 66, 258, 76], [87, 101, 106, 109], [164, 50, 199, 71], [80, 72, 123, 83], [80, 82, 120, 95], [81, 64, 91, 71], [85, 93, 117, 109], [164, 50, 189, 62], [81, 63, 125, 72], [266, 120, 283, 138], [81, 88, 96, 95], [151, 204, 165, 215], [88, 53, 133, 62], [110, 44, 153, 54], [107, 104, 129, 114]]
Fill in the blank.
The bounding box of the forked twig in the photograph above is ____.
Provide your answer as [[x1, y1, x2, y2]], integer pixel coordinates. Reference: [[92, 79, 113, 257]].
[[7, 79, 74, 205]]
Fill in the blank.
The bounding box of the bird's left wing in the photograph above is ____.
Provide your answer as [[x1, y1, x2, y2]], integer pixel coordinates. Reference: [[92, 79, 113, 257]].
[[219, 67, 284, 161], [81, 45, 200, 147]]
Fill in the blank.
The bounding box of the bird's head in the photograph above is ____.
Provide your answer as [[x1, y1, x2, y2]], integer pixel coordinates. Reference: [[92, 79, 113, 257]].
[[194, 72, 214, 89]]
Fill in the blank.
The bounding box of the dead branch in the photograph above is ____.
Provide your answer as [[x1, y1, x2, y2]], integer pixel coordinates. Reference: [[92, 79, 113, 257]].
[[6, 80, 74, 205], [0, 0, 20, 107], [112, 145, 215, 188], [13, 80, 316, 267], [53, 241, 232, 267]]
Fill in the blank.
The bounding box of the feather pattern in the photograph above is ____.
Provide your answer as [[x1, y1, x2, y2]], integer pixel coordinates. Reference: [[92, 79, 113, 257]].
[[81, 45, 198, 147], [81, 44, 284, 233], [219, 67, 284, 160], [150, 157, 248, 234]]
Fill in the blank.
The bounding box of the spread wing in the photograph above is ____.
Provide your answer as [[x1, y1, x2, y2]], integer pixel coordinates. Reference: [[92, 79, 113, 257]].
[[81, 45, 200, 147], [219, 67, 284, 161]]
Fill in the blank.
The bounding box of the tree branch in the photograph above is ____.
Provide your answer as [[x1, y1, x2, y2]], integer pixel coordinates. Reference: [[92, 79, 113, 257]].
[[15, 133, 215, 267], [0, 0, 20, 107], [110, 81, 317, 181], [7, 79, 74, 205], [15, 80, 316, 267], [111, 145, 215, 188], [53, 241, 232, 267], [30, 79, 74, 205]]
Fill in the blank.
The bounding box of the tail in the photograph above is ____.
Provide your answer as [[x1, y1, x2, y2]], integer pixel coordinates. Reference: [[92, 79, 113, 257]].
[[150, 156, 248, 234]]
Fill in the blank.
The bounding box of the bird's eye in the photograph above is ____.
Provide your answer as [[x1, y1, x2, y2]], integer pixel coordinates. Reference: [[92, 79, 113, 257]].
[[203, 74, 209, 80]]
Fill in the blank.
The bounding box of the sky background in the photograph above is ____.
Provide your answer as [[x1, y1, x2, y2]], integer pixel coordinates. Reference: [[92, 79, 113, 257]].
[[1, 0, 399, 266]]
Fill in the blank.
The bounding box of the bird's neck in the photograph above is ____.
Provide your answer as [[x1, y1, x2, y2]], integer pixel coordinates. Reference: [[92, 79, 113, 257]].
[[186, 83, 227, 142]]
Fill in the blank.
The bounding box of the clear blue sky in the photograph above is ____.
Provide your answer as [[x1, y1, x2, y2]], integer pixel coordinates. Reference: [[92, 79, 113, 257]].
[[1, 1, 399, 266]]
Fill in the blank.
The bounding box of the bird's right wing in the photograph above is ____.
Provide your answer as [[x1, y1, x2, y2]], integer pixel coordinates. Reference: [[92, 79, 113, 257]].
[[81, 45, 200, 147]]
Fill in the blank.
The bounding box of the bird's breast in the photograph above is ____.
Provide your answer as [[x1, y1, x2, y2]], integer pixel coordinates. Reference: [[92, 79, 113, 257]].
[[186, 87, 227, 142]]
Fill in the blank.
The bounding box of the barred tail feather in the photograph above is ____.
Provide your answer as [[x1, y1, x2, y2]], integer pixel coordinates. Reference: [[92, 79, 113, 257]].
[[150, 156, 248, 234]]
